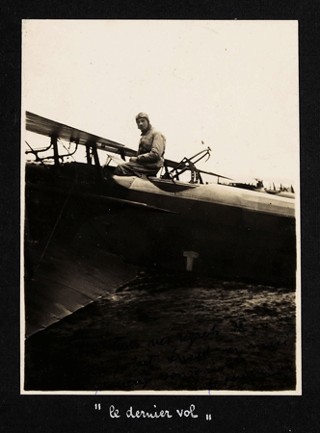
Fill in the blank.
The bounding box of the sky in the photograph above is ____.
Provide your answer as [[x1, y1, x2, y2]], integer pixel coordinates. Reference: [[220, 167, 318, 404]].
[[22, 20, 299, 186]]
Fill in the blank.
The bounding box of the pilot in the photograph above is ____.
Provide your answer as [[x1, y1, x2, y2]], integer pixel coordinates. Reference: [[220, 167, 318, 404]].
[[114, 112, 166, 177]]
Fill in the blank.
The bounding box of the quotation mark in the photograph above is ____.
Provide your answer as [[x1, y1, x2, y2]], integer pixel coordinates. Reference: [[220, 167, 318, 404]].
[[95, 403, 101, 411], [206, 413, 212, 421]]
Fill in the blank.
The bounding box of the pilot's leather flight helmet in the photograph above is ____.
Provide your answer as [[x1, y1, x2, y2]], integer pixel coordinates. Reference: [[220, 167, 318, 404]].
[[135, 112, 150, 124]]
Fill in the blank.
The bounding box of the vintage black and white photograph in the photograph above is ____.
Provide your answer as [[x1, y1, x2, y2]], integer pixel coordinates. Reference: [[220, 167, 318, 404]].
[[22, 20, 300, 394]]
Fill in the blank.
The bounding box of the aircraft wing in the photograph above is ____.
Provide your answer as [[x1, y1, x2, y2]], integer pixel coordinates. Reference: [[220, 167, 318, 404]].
[[25, 111, 137, 157], [25, 245, 139, 338], [25, 112, 232, 179]]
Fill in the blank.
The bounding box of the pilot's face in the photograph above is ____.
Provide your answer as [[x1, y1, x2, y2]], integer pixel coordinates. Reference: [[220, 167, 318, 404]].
[[136, 118, 149, 132]]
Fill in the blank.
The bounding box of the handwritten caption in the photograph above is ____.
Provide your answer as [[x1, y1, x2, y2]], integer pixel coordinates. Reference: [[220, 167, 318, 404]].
[[94, 404, 211, 421]]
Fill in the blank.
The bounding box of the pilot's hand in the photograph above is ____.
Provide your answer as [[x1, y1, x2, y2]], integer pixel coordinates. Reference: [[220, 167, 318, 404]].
[[129, 157, 137, 162]]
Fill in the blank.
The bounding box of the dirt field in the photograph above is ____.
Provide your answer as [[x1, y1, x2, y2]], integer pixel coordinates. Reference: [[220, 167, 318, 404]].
[[24, 270, 296, 392]]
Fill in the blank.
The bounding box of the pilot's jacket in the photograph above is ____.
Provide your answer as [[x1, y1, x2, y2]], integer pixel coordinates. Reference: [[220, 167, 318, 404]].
[[115, 126, 166, 177], [137, 127, 166, 165]]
